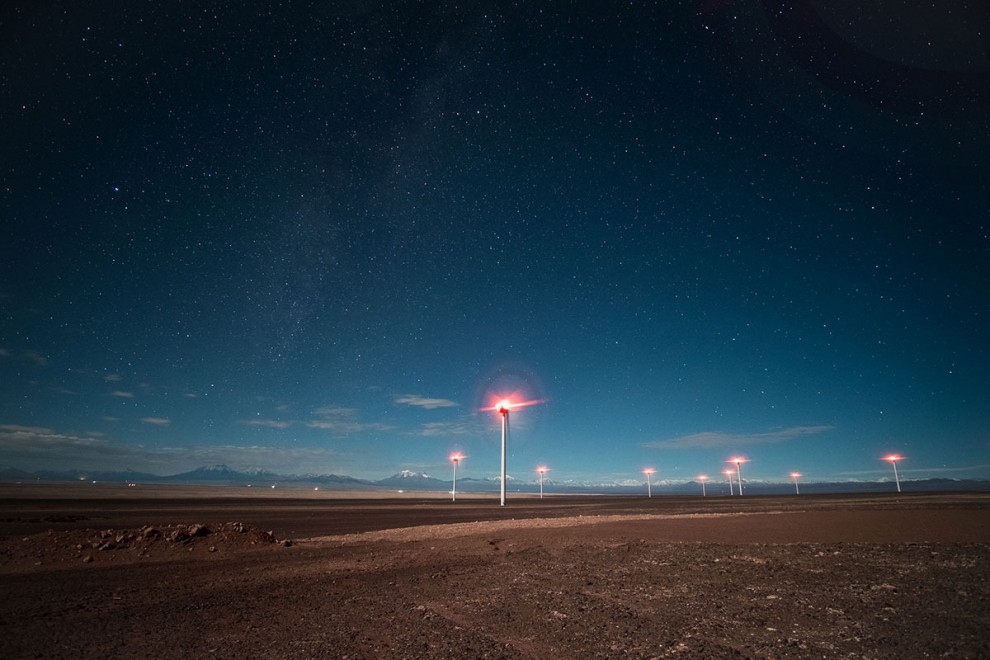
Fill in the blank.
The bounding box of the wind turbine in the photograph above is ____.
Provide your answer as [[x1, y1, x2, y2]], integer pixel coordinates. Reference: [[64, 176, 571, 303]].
[[536, 466, 549, 499], [724, 469, 735, 496], [883, 455, 904, 493], [698, 474, 708, 497], [790, 472, 801, 495], [483, 397, 540, 506], [643, 468, 656, 498], [729, 457, 748, 495], [450, 453, 464, 501]]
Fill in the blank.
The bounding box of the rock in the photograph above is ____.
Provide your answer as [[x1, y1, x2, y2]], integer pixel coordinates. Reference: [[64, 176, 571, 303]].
[[169, 529, 190, 542], [188, 523, 210, 537]]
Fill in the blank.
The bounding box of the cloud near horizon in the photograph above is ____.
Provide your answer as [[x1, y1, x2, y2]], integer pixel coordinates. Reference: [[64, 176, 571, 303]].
[[643, 425, 834, 450], [394, 394, 459, 409], [0, 424, 344, 474]]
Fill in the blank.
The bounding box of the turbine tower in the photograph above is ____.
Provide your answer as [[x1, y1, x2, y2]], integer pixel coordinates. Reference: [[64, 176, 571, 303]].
[[450, 453, 464, 502], [484, 397, 541, 507], [497, 401, 510, 506], [883, 455, 903, 493]]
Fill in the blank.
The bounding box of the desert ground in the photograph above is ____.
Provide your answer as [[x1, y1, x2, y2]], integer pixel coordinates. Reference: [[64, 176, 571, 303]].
[[1, 485, 988, 658]]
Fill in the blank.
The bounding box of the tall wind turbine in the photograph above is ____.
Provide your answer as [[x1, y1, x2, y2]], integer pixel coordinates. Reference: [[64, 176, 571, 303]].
[[450, 453, 464, 501], [484, 397, 540, 506], [883, 455, 904, 493], [643, 468, 656, 498], [729, 457, 748, 495]]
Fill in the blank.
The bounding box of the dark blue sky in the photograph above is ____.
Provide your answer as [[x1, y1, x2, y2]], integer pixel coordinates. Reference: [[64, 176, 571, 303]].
[[2, 1, 988, 485]]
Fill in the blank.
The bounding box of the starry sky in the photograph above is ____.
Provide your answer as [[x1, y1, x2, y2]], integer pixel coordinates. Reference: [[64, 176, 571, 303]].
[[2, 1, 988, 486]]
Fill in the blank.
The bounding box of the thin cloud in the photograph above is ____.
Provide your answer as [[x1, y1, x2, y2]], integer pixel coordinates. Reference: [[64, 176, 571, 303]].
[[244, 419, 291, 429], [313, 405, 357, 418], [395, 394, 459, 410], [644, 425, 834, 450], [111, 390, 136, 398], [0, 425, 111, 455], [413, 421, 475, 437], [307, 420, 395, 434], [25, 350, 48, 366], [104, 373, 123, 382], [141, 417, 171, 426], [0, 424, 53, 434], [306, 405, 395, 435]]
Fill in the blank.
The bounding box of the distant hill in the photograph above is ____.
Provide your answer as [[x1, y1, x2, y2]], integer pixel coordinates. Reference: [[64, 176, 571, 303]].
[[0, 464, 987, 495], [162, 465, 376, 489], [164, 464, 270, 483], [0, 467, 162, 483]]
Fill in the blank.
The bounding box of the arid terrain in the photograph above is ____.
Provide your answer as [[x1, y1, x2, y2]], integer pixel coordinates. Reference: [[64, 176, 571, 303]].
[[1, 485, 988, 658]]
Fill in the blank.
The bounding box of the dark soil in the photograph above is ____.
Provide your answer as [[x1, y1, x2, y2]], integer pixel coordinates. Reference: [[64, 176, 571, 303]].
[[1, 491, 988, 658]]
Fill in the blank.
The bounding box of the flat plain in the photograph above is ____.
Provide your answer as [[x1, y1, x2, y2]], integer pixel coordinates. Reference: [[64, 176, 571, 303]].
[[1, 485, 988, 658]]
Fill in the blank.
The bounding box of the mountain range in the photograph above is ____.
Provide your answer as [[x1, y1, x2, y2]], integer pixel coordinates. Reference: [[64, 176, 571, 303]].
[[1, 464, 988, 495]]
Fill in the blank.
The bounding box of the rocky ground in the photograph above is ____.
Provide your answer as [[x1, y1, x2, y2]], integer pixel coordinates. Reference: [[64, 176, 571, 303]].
[[1, 493, 988, 658]]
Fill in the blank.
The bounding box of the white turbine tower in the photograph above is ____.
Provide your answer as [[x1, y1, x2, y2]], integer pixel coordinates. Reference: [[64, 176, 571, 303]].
[[450, 453, 464, 501], [643, 468, 656, 498], [536, 466, 549, 499], [484, 397, 541, 506], [729, 457, 748, 495], [883, 455, 904, 493]]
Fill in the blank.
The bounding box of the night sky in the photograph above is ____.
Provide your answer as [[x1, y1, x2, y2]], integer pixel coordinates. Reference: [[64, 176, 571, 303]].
[[2, 2, 988, 487]]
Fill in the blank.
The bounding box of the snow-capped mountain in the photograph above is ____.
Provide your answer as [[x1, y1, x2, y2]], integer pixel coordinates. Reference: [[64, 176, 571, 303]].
[[375, 471, 447, 489], [166, 464, 279, 482]]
